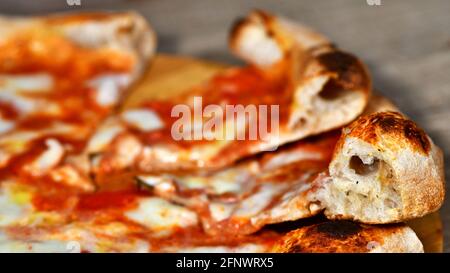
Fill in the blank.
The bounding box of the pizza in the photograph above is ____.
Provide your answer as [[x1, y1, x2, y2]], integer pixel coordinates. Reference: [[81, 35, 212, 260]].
[[87, 10, 371, 177], [133, 102, 444, 236], [0, 98, 434, 253], [0, 10, 444, 253]]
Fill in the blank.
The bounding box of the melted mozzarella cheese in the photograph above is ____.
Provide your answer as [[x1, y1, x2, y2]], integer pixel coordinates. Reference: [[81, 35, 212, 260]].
[[0, 119, 14, 134], [209, 202, 235, 222], [0, 131, 40, 167], [187, 140, 230, 164], [137, 175, 175, 194], [125, 197, 198, 234], [0, 131, 38, 151], [24, 138, 64, 176], [0, 89, 61, 116], [86, 118, 124, 153], [49, 165, 94, 192], [141, 146, 180, 164], [181, 172, 245, 195], [0, 92, 36, 114], [44, 222, 150, 253], [232, 183, 287, 218], [0, 123, 84, 168], [0, 233, 70, 253], [89, 74, 131, 107], [138, 166, 250, 196], [121, 109, 164, 132], [0, 74, 54, 92], [263, 150, 323, 170]]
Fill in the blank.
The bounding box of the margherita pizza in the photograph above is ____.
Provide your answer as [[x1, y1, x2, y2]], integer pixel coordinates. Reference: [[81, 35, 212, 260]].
[[87, 10, 371, 176], [0, 10, 445, 253]]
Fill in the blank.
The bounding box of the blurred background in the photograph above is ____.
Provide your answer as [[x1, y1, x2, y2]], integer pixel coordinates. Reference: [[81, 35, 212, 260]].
[[1, 0, 449, 251]]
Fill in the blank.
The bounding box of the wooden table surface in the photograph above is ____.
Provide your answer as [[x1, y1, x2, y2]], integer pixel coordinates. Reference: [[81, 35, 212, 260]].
[[1, 0, 449, 252]]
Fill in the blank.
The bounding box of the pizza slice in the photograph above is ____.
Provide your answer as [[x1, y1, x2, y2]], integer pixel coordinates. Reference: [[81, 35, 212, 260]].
[[0, 185, 422, 254], [316, 111, 445, 223], [230, 10, 370, 131], [0, 10, 441, 254], [131, 100, 444, 235], [0, 166, 424, 253], [86, 10, 371, 178], [0, 163, 425, 253], [0, 12, 155, 190], [0, 97, 436, 252], [0, 175, 280, 252]]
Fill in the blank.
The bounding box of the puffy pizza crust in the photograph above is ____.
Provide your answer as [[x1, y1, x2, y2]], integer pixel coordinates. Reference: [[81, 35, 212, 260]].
[[317, 111, 445, 223], [230, 10, 371, 145]]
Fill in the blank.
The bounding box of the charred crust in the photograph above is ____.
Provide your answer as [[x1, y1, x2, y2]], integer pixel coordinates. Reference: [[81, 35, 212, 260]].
[[348, 112, 431, 154], [229, 17, 248, 44], [317, 51, 356, 73], [286, 244, 304, 253], [276, 222, 407, 253], [403, 122, 431, 154], [313, 221, 362, 238], [280, 221, 372, 253], [229, 10, 276, 47], [316, 51, 370, 92], [118, 21, 135, 34]]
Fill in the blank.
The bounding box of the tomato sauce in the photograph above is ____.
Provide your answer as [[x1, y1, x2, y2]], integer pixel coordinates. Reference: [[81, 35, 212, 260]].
[[76, 190, 141, 211], [136, 64, 292, 150], [0, 101, 19, 120]]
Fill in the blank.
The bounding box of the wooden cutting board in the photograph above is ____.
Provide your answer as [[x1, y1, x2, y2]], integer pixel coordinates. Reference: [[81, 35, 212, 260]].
[[125, 54, 444, 253]]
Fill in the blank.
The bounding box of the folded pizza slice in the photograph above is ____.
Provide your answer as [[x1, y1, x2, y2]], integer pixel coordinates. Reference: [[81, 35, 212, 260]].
[[230, 10, 370, 132], [133, 106, 444, 234], [0, 100, 435, 253], [0, 12, 155, 190], [86, 10, 371, 177]]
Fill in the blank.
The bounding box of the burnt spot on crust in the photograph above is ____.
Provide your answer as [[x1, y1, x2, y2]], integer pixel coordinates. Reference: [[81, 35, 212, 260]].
[[229, 10, 275, 46], [314, 220, 362, 238], [315, 51, 370, 92], [378, 115, 399, 131], [279, 221, 371, 253], [274, 221, 407, 253], [117, 21, 136, 35], [347, 112, 431, 154], [229, 17, 248, 44], [403, 122, 431, 154]]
